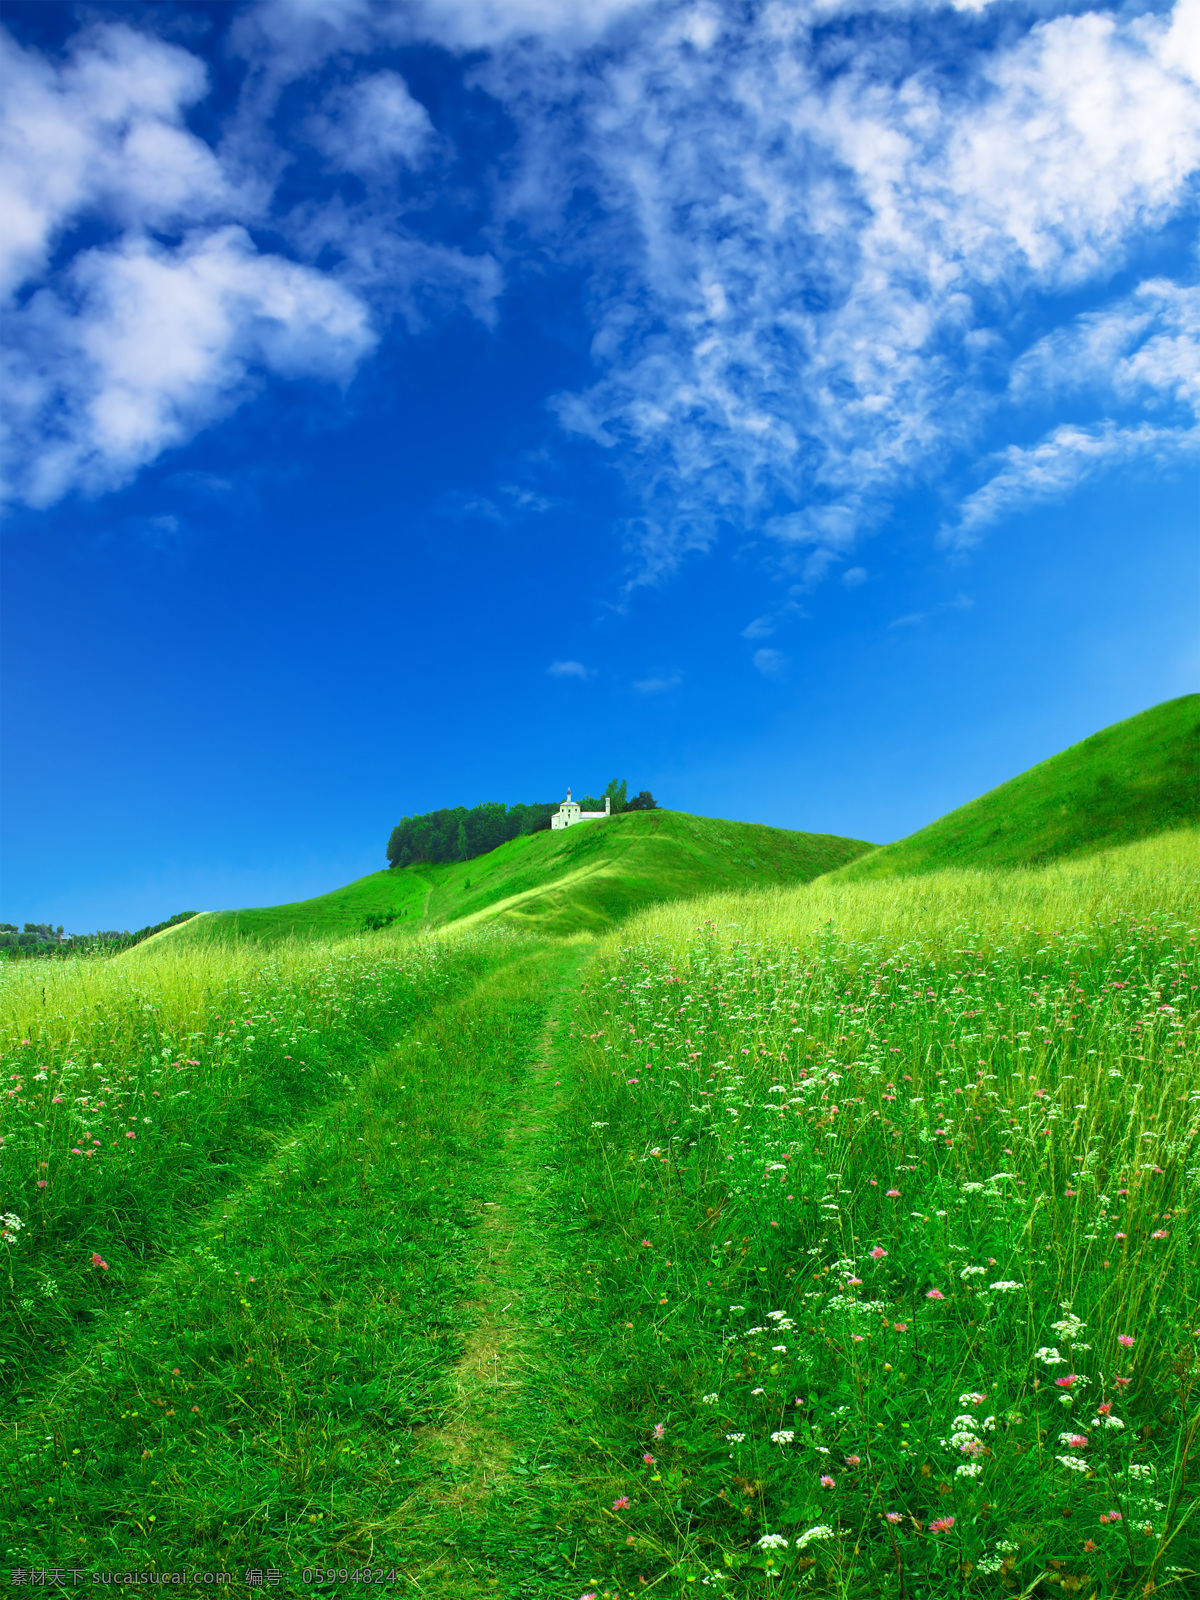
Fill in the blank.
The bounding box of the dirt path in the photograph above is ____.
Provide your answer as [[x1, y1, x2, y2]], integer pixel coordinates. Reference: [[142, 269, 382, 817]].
[[386, 946, 585, 1595]]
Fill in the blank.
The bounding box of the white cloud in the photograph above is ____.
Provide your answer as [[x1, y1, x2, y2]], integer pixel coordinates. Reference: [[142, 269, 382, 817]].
[[496, 0, 1200, 574], [842, 566, 868, 587], [7, 0, 1199, 543], [950, 421, 1198, 545], [308, 71, 434, 174], [548, 659, 594, 678], [0, 16, 497, 507], [632, 671, 682, 692], [753, 647, 787, 680], [3, 227, 374, 506], [0, 23, 236, 300]]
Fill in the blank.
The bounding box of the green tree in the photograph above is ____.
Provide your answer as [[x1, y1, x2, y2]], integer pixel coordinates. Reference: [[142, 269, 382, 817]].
[[604, 778, 628, 812]]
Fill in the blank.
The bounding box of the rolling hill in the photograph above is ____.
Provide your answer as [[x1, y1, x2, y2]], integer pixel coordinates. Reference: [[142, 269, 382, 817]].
[[833, 694, 1199, 882], [163, 810, 874, 945]]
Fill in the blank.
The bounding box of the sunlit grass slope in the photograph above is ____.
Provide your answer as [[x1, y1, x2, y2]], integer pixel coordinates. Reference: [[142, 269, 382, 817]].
[[166, 810, 874, 945], [533, 825, 1200, 1595], [835, 694, 1200, 881]]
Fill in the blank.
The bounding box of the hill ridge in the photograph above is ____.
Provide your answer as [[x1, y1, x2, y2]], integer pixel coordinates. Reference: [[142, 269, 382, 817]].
[[832, 694, 1199, 882]]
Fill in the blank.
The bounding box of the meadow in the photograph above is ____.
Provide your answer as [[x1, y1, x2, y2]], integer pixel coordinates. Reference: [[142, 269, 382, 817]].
[[0, 830, 1196, 1596], [536, 831, 1200, 1597]]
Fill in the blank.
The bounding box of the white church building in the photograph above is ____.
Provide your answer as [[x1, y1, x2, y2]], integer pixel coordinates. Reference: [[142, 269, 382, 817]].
[[551, 788, 611, 830]]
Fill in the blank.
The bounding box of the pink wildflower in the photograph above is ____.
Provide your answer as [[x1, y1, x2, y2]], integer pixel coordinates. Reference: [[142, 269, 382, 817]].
[[1150, 1229, 1168, 1239], [894, 1322, 908, 1332], [612, 1495, 630, 1510], [1083, 1539, 1097, 1552], [1066, 1434, 1088, 1448], [886, 1189, 900, 1198], [929, 1517, 955, 1535], [642, 1454, 655, 1465], [847, 1277, 863, 1286], [885, 1512, 903, 1524], [1113, 1375, 1131, 1389], [1055, 1375, 1078, 1389], [1118, 1335, 1135, 1347], [36, 1180, 47, 1188], [869, 1247, 888, 1259], [926, 1289, 946, 1301], [1099, 1511, 1123, 1525], [845, 1455, 861, 1466], [820, 1475, 835, 1488], [90, 1253, 108, 1270], [641, 1239, 651, 1248], [652, 1423, 665, 1440]]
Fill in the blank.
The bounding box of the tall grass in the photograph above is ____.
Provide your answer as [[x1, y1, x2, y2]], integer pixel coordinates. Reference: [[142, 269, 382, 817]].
[[542, 833, 1200, 1596], [0, 928, 511, 1388], [0, 932, 574, 1574]]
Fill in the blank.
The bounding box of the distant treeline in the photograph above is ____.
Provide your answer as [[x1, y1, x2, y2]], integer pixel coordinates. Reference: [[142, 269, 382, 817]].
[[0, 912, 198, 960], [386, 780, 658, 868]]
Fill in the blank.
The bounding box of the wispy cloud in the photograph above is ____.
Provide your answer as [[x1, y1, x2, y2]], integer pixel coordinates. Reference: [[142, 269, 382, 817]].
[[950, 423, 1198, 546], [548, 659, 594, 679], [632, 671, 682, 693], [889, 593, 974, 627], [5, 0, 1198, 563], [752, 647, 787, 681], [499, 0, 1200, 576]]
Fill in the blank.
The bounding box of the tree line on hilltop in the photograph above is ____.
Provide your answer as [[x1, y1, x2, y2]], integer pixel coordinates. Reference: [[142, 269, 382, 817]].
[[386, 779, 658, 868], [0, 912, 198, 960]]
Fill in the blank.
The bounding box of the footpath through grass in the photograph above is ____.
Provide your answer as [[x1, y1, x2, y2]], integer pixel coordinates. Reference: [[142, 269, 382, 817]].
[[3, 833, 1197, 1598], [0, 932, 583, 1580]]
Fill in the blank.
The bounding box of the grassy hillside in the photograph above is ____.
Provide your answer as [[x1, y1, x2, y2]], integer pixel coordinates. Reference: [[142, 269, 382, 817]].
[[834, 693, 1199, 881], [164, 810, 874, 945], [6, 828, 1195, 1593]]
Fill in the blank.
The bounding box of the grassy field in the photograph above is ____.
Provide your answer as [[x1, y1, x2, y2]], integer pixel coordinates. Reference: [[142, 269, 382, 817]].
[[519, 830, 1200, 1598], [164, 811, 873, 947], [2, 832, 1195, 1595], [2, 711, 1197, 1594], [836, 695, 1200, 881]]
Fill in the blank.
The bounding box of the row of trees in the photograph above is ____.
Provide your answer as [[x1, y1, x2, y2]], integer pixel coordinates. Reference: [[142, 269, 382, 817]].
[[0, 913, 198, 960], [386, 780, 658, 868]]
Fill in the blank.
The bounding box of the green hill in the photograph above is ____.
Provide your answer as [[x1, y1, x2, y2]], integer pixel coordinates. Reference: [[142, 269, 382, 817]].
[[834, 694, 1200, 882], [165, 810, 874, 945]]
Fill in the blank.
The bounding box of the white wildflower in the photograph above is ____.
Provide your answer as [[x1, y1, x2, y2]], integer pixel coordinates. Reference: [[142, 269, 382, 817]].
[[756, 1533, 789, 1550], [726, 1433, 746, 1443], [956, 1462, 983, 1477], [770, 1430, 795, 1445], [1036, 1347, 1066, 1366], [1055, 1455, 1091, 1473], [795, 1525, 834, 1549], [989, 1281, 1022, 1291]]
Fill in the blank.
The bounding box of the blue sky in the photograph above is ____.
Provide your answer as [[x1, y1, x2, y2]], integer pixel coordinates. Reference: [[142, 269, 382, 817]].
[[2, 0, 1197, 931]]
